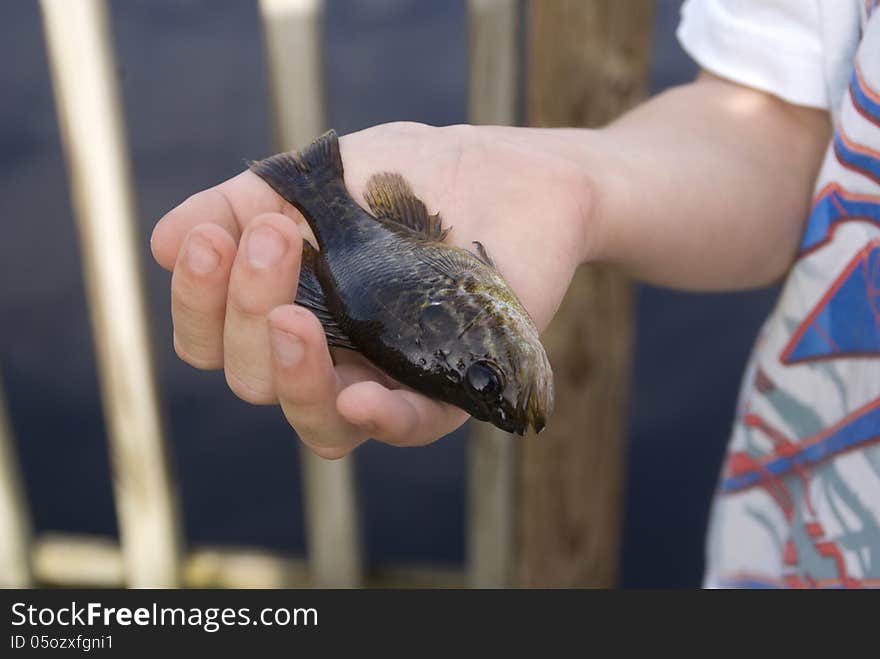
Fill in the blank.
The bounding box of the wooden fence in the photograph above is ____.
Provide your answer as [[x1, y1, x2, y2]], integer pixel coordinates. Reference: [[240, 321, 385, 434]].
[[0, 0, 648, 589]]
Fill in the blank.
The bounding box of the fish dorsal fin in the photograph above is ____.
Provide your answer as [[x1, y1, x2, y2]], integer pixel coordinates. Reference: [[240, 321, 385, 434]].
[[363, 172, 449, 241], [471, 241, 496, 269]]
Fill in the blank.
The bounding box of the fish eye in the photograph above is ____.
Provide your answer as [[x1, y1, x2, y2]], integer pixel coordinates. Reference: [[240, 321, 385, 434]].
[[465, 361, 505, 400]]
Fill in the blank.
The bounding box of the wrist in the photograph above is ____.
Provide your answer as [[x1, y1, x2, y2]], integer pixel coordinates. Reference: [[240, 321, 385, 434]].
[[528, 127, 625, 268], [449, 123, 623, 270]]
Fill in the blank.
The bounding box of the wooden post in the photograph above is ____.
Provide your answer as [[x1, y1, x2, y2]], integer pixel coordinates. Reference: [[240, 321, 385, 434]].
[[0, 377, 32, 587], [466, 0, 519, 589], [258, 0, 364, 589], [39, 0, 183, 587], [517, 0, 652, 587]]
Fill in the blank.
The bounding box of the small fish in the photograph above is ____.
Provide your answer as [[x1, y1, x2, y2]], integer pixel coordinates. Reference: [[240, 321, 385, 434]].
[[249, 130, 553, 435]]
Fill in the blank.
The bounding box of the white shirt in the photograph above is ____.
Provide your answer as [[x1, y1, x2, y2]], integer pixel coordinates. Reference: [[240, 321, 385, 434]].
[[678, 0, 864, 112]]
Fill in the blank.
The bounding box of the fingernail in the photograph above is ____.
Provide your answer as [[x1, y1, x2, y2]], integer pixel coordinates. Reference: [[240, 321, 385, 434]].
[[271, 327, 304, 366], [247, 226, 286, 269], [186, 235, 220, 274]]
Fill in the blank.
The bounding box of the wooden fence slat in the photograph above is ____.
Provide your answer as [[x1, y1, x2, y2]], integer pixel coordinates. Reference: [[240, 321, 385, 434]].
[[260, 0, 327, 151], [468, 0, 519, 126], [0, 377, 32, 587], [31, 534, 463, 589], [258, 0, 363, 589], [516, 0, 651, 587], [300, 455, 361, 588], [465, 0, 519, 589], [39, 0, 182, 587]]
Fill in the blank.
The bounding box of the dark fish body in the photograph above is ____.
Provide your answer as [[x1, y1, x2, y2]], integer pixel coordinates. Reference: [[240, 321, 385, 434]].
[[249, 130, 553, 434]]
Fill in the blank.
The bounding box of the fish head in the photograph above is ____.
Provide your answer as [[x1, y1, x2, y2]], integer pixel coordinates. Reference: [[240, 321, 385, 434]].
[[459, 339, 553, 435], [445, 299, 554, 436], [402, 260, 554, 435]]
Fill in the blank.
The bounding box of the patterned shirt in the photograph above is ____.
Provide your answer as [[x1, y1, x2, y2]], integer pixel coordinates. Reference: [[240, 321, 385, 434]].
[[679, 0, 880, 588]]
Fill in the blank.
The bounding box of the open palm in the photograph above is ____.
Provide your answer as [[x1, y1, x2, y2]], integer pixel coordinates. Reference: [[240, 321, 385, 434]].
[[151, 122, 590, 457]]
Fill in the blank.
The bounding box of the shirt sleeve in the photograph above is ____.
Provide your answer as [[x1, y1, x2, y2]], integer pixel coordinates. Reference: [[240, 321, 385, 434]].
[[676, 0, 829, 109]]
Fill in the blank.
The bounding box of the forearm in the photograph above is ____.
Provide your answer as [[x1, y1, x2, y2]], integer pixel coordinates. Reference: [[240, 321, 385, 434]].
[[552, 73, 831, 290]]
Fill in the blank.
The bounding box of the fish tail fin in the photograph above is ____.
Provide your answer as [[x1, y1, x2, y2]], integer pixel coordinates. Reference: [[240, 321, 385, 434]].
[[247, 129, 346, 212]]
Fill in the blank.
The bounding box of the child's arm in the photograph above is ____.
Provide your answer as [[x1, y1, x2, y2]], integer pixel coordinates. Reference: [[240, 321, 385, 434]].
[[581, 71, 830, 289], [151, 72, 830, 456]]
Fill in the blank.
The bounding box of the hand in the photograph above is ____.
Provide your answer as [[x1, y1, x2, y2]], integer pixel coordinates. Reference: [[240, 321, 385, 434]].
[[150, 122, 592, 458]]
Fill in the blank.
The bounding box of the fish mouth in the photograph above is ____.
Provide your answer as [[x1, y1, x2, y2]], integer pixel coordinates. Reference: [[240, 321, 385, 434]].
[[491, 398, 550, 436], [493, 410, 526, 436], [474, 374, 553, 435]]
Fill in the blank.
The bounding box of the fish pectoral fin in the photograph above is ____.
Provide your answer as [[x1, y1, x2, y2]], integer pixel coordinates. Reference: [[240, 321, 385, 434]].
[[471, 241, 496, 268], [363, 172, 448, 241], [418, 245, 484, 279], [295, 242, 358, 351]]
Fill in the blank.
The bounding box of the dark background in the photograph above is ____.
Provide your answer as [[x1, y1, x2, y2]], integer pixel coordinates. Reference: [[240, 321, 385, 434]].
[[0, 0, 779, 587]]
